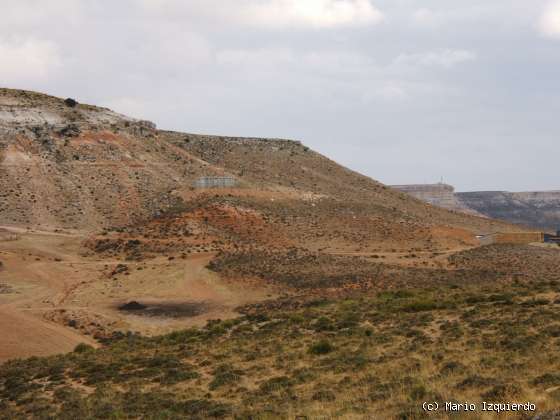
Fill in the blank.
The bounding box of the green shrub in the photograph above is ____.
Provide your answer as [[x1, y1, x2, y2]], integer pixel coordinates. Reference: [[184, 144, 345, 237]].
[[209, 365, 242, 390], [456, 375, 497, 390], [439, 361, 464, 375], [312, 389, 336, 401], [159, 368, 199, 385], [378, 290, 415, 300], [401, 300, 440, 313], [409, 384, 427, 401], [259, 376, 292, 393], [74, 343, 94, 354], [313, 316, 334, 331], [532, 373, 560, 387], [309, 340, 334, 355], [482, 383, 522, 401], [521, 298, 550, 307]]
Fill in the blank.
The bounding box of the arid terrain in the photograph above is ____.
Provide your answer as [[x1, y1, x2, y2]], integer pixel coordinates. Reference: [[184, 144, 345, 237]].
[[392, 183, 560, 231], [1, 89, 559, 419]]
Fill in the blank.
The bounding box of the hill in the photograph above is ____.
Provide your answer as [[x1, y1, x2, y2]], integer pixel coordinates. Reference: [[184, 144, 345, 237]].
[[3, 88, 557, 419], [1, 88, 516, 241]]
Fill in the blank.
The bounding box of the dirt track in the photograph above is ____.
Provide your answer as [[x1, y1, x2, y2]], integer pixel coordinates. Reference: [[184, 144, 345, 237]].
[[0, 227, 274, 362]]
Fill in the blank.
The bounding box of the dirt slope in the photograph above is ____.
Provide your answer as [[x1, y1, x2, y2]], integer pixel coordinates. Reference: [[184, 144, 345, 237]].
[[1, 88, 520, 242]]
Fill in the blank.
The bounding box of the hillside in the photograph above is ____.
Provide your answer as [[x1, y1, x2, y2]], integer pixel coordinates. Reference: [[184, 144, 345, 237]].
[[1, 88, 517, 241], [3, 89, 557, 419]]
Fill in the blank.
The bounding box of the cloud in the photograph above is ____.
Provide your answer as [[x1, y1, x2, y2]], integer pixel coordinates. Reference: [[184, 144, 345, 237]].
[[240, 0, 384, 28], [0, 0, 557, 191], [0, 37, 61, 84], [364, 82, 408, 102], [394, 49, 477, 69], [412, 8, 440, 26], [3, 0, 82, 28], [101, 97, 152, 121], [410, 6, 498, 29], [138, 0, 383, 29], [540, 0, 560, 38], [216, 48, 295, 68]]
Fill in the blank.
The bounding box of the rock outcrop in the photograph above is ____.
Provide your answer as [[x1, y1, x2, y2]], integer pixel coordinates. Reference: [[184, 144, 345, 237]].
[[457, 191, 560, 231], [391, 182, 560, 231]]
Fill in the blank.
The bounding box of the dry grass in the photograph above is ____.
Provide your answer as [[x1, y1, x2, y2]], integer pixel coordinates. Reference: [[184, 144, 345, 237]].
[[2, 276, 560, 419]]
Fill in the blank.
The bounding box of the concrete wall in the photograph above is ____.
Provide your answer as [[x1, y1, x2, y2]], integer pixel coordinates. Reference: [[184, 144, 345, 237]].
[[193, 176, 237, 189]]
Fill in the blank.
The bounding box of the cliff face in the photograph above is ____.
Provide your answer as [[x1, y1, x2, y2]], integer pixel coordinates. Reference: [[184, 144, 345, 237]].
[[457, 191, 560, 231], [391, 181, 560, 232], [390, 184, 483, 216]]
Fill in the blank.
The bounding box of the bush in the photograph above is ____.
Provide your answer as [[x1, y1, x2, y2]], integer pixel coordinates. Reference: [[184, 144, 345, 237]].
[[401, 300, 440, 313], [309, 340, 334, 355], [521, 298, 550, 307], [482, 383, 522, 401], [64, 98, 78, 107], [259, 376, 292, 393], [439, 361, 464, 375], [313, 316, 334, 331], [209, 365, 242, 390], [312, 389, 336, 401], [532, 373, 560, 387], [456, 375, 497, 390], [73, 343, 94, 354], [159, 368, 199, 385], [409, 384, 427, 401]]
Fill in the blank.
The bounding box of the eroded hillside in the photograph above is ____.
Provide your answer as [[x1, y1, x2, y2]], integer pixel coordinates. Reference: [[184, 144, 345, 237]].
[[1, 88, 517, 242]]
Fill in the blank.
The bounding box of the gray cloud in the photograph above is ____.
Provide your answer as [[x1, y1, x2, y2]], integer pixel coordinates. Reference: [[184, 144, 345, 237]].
[[540, 0, 560, 37], [1, 0, 558, 191]]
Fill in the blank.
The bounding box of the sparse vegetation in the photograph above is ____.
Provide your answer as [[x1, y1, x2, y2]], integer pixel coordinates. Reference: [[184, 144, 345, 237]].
[[3, 278, 560, 418]]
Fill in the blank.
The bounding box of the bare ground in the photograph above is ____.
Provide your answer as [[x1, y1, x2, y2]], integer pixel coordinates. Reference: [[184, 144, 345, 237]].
[[0, 227, 275, 362]]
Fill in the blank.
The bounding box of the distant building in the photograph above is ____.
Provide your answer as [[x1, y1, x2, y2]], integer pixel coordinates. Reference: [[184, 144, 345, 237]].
[[390, 183, 480, 215], [193, 176, 237, 189], [391, 183, 456, 207]]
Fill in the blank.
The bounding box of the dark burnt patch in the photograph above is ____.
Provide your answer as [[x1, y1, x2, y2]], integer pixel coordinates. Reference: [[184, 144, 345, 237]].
[[116, 301, 209, 318], [119, 301, 146, 311]]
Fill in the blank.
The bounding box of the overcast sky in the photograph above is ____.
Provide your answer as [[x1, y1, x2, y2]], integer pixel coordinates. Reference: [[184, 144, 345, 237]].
[[2, 0, 560, 191]]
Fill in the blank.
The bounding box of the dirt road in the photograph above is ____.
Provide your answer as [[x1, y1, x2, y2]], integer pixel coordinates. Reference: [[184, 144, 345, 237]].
[[0, 227, 274, 362]]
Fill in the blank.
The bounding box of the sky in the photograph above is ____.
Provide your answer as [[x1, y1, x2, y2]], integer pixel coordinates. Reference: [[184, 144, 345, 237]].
[[2, 0, 560, 192]]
